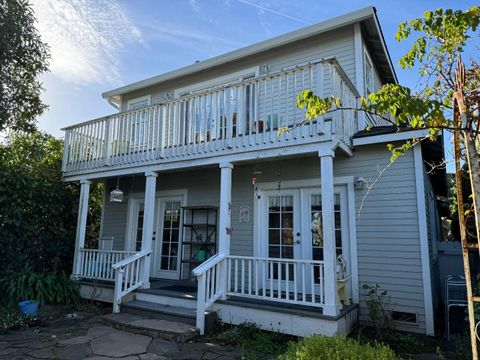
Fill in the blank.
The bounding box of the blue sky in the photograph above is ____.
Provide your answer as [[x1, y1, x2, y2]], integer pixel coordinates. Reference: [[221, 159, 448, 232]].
[[33, 0, 476, 158]]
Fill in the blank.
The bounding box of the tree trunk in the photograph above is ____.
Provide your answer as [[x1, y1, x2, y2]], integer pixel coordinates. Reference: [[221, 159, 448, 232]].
[[454, 127, 478, 360]]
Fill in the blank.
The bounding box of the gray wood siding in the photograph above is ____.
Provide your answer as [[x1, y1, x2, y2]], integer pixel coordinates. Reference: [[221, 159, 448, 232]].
[[120, 26, 355, 109], [99, 143, 426, 333]]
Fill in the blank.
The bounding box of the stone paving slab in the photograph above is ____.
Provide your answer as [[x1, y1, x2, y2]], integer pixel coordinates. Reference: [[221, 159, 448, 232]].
[[90, 329, 151, 357], [103, 313, 198, 342], [1, 311, 241, 360]]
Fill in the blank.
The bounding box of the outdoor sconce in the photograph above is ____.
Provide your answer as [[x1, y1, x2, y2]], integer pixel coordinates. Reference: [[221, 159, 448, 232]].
[[354, 177, 367, 191]]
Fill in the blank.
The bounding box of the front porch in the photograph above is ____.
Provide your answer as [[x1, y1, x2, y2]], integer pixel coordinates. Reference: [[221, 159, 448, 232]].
[[71, 152, 358, 336]]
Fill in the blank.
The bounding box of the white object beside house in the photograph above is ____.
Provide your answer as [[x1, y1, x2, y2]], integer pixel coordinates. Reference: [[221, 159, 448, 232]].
[[62, 7, 444, 337]]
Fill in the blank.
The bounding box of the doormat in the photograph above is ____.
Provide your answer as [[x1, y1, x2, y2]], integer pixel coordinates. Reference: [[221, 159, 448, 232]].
[[161, 285, 197, 293]]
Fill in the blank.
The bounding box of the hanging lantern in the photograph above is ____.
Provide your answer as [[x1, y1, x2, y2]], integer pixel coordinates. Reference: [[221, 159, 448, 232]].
[[110, 178, 124, 203]]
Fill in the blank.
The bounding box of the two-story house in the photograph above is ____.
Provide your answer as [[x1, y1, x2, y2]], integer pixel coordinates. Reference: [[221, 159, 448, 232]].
[[62, 7, 444, 337]]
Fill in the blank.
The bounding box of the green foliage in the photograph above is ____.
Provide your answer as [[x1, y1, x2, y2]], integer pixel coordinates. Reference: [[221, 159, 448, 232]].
[[362, 283, 393, 338], [296, 7, 479, 160], [279, 335, 399, 360], [0, 266, 81, 307], [396, 7, 480, 69], [0, 306, 39, 331], [0, 131, 102, 273], [0, 0, 50, 132], [219, 322, 286, 358]]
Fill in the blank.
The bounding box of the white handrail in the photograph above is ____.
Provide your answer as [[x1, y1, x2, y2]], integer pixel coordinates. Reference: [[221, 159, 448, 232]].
[[112, 250, 152, 313], [112, 250, 151, 269], [193, 253, 225, 276], [193, 254, 227, 335]]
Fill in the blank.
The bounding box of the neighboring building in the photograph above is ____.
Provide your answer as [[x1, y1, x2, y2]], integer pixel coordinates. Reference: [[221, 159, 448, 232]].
[[62, 7, 445, 337]]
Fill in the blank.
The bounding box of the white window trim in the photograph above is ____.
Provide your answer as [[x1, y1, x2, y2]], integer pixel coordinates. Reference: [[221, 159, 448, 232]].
[[252, 176, 359, 303], [174, 66, 259, 98], [124, 189, 188, 252], [363, 48, 374, 96], [127, 95, 151, 110], [414, 144, 435, 336]]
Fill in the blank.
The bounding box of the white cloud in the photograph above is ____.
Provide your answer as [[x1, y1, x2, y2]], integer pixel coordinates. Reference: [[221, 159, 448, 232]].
[[189, 0, 200, 13], [143, 21, 242, 52], [31, 0, 143, 85]]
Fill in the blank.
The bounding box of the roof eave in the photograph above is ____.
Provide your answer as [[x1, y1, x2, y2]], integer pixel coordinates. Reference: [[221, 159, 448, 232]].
[[102, 6, 377, 100]]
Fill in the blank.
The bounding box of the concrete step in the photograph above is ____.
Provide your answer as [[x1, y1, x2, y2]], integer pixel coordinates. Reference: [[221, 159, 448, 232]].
[[122, 299, 217, 332], [102, 312, 199, 342]]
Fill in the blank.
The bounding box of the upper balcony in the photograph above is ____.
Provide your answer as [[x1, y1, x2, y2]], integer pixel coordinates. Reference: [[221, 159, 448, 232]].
[[62, 58, 360, 178]]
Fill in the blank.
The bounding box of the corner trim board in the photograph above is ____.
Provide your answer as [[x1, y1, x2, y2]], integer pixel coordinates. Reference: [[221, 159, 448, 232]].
[[413, 144, 435, 335]]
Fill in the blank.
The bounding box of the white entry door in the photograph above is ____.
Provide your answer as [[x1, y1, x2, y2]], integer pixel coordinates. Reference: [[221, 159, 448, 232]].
[[260, 190, 301, 287], [259, 186, 350, 294], [153, 197, 183, 279]]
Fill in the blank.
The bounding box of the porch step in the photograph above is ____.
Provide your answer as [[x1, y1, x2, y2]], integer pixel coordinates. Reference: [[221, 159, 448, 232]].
[[122, 300, 217, 332], [102, 312, 199, 342]]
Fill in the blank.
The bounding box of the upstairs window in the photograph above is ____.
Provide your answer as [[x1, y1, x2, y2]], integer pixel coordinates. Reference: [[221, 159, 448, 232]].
[[127, 95, 151, 111], [364, 51, 374, 96], [126, 95, 151, 152]]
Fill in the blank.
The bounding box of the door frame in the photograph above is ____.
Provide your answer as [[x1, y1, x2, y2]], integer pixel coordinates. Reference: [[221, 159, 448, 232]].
[[253, 176, 358, 303], [125, 189, 188, 278], [153, 195, 186, 279]]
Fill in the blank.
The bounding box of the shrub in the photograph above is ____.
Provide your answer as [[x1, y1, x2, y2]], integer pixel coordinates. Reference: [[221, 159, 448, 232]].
[[219, 322, 283, 357], [0, 307, 39, 331], [0, 132, 102, 274], [279, 335, 399, 360], [0, 266, 81, 307]]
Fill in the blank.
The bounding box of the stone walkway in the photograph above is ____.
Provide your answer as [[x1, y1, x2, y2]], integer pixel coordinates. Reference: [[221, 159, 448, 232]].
[[0, 312, 239, 359]]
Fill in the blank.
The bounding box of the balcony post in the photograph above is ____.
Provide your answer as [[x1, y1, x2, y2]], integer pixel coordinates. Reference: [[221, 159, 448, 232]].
[[140, 171, 157, 288], [103, 117, 111, 165], [319, 149, 339, 316], [72, 179, 91, 278], [219, 163, 233, 299]]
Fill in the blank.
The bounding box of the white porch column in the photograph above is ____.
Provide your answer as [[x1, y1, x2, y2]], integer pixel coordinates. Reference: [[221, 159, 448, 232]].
[[319, 149, 339, 316], [219, 163, 233, 299], [72, 179, 91, 278], [141, 171, 157, 288], [219, 163, 233, 255]]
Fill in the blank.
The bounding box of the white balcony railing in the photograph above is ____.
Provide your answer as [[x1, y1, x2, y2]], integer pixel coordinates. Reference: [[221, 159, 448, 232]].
[[62, 59, 359, 174]]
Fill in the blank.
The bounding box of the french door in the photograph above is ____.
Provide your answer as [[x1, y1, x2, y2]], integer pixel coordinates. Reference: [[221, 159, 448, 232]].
[[259, 186, 350, 295], [153, 197, 183, 279]]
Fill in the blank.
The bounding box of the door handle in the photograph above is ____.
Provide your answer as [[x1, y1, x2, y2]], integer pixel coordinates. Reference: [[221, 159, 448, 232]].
[[295, 240, 301, 245]]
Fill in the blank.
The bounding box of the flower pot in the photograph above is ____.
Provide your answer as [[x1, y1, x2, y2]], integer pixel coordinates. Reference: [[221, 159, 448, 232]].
[[18, 300, 39, 316]]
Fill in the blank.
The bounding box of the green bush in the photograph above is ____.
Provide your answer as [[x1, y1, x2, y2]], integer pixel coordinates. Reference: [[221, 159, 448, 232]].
[[0, 307, 39, 331], [0, 266, 81, 307], [279, 335, 399, 360], [0, 132, 102, 274], [219, 322, 283, 357]]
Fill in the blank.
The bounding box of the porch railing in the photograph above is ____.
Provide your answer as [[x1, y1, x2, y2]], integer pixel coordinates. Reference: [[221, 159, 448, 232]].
[[226, 256, 325, 307], [194, 254, 326, 334], [77, 249, 136, 281], [112, 250, 152, 313], [62, 58, 359, 174]]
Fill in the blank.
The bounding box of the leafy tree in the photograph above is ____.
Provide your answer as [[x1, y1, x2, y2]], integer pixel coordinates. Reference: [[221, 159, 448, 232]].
[[0, 132, 102, 273], [0, 0, 50, 132], [297, 6, 479, 356]]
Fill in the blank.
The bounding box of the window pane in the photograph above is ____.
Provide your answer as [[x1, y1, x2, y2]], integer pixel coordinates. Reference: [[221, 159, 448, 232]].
[[269, 230, 280, 245], [269, 212, 280, 228]]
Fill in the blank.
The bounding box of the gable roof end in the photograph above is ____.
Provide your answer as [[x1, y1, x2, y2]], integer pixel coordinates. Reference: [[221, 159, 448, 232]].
[[102, 6, 397, 101]]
